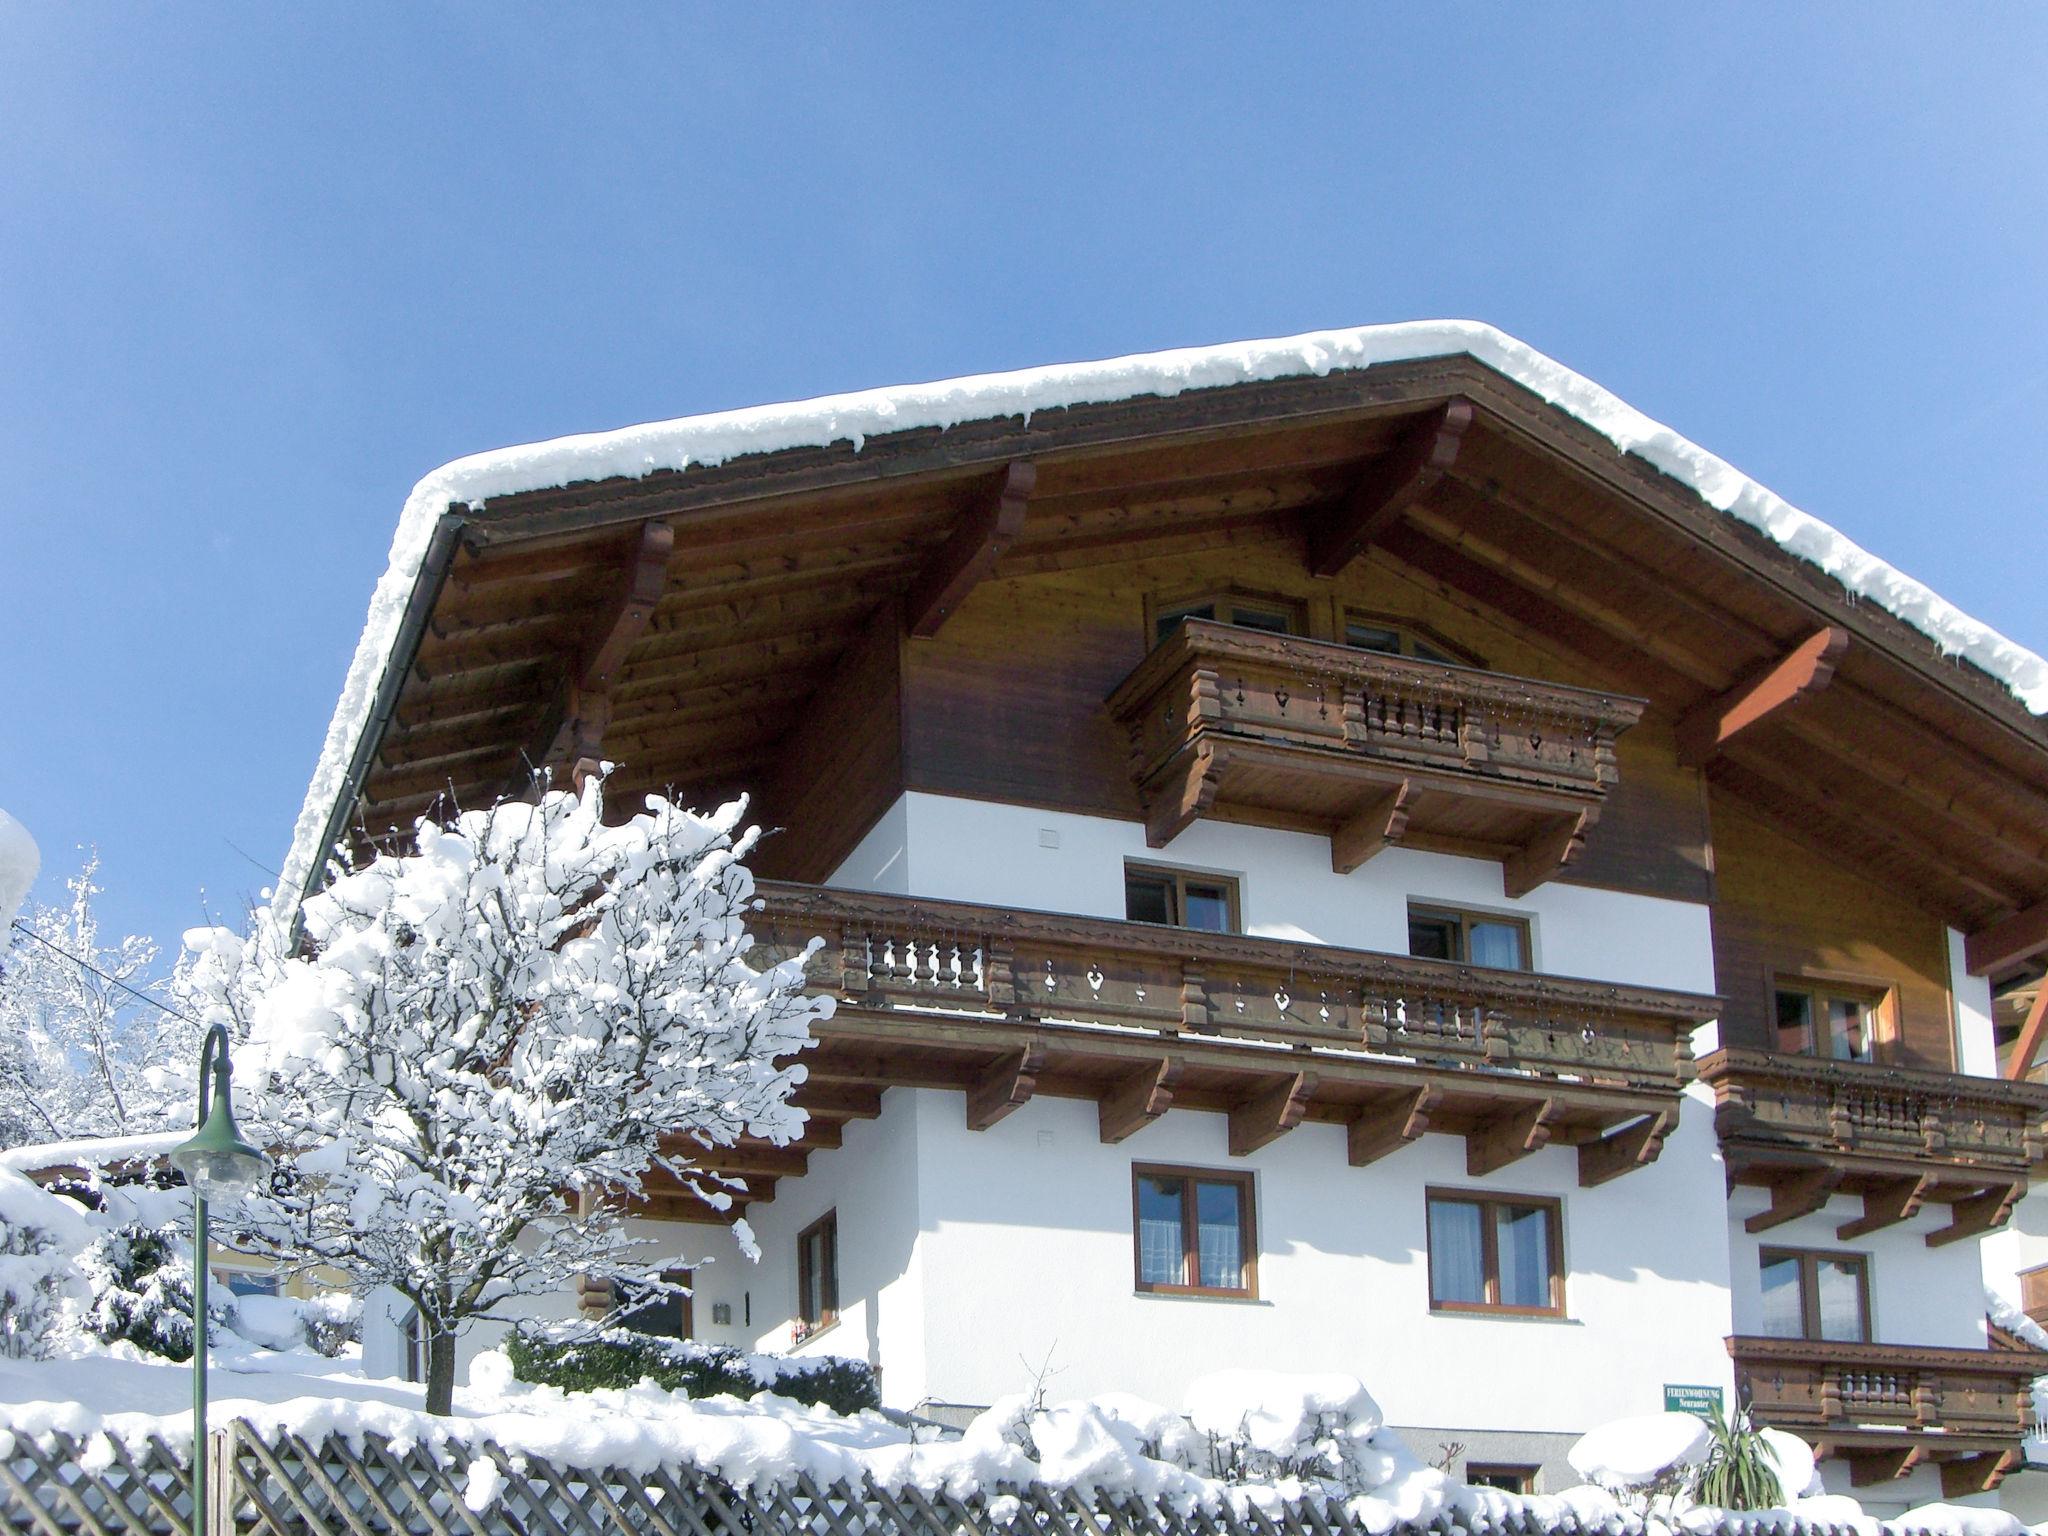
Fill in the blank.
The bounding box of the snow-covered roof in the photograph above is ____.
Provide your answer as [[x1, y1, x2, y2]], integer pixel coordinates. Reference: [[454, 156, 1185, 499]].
[[279, 321, 2048, 908], [0, 809, 38, 940]]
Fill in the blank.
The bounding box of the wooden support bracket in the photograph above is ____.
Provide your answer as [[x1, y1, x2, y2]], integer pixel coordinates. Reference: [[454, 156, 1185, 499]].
[[1968, 899, 2048, 979], [1346, 1085, 1439, 1167], [1926, 1180, 2024, 1247], [1308, 399, 1475, 578], [1466, 1097, 1559, 1178], [1848, 1446, 1924, 1487], [1502, 810, 1595, 900], [1098, 1057, 1182, 1144], [1145, 743, 1227, 849], [2006, 980, 2048, 1082], [1675, 626, 1848, 767], [1228, 1071, 1317, 1158], [965, 1042, 1046, 1132], [1743, 1166, 1843, 1233], [1941, 1448, 2020, 1498], [906, 460, 1036, 637], [1331, 781, 1411, 874], [1577, 1110, 1673, 1187], [1836, 1173, 1938, 1240]]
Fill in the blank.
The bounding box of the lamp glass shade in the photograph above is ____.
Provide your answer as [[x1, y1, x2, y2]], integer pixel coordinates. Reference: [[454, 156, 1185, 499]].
[[172, 1072, 269, 1202]]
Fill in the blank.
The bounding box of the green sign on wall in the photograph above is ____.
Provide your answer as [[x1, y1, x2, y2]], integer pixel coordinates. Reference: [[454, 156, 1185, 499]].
[[1663, 1384, 1725, 1419]]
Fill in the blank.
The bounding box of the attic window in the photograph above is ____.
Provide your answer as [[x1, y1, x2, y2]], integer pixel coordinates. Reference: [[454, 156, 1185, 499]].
[[1344, 612, 1479, 668], [1152, 593, 1304, 645]]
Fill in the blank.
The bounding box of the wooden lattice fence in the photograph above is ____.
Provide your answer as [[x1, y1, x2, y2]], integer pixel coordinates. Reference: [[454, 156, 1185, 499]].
[[0, 1419, 1889, 1536]]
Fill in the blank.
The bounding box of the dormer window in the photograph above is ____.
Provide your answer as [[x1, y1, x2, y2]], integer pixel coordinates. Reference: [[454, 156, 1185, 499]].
[[1344, 611, 1480, 668], [1152, 593, 1303, 645]]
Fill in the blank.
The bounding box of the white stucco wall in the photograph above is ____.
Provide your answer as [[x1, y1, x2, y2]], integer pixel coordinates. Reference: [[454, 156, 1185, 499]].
[[742, 1087, 930, 1409], [1724, 1186, 1991, 1350], [827, 791, 1717, 996], [1948, 927, 2001, 1079]]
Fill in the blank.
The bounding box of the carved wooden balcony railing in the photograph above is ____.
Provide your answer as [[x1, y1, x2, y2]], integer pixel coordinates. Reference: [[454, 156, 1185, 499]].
[[1696, 1048, 2048, 1245], [751, 881, 1718, 1183], [1104, 620, 1647, 893], [1730, 1334, 2048, 1496]]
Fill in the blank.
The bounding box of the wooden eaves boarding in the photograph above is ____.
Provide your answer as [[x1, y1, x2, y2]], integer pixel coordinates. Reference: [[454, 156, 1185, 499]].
[[319, 356, 2048, 998]]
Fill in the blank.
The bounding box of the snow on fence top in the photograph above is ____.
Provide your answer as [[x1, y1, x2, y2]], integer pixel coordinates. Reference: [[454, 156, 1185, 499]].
[[278, 320, 2048, 907]]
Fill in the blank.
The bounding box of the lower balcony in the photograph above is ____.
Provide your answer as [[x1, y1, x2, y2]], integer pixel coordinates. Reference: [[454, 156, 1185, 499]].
[[1696, 1049, 2048, 1245], [1731, 1334, 2048, 1496], [727, 880, 1718, 1194]]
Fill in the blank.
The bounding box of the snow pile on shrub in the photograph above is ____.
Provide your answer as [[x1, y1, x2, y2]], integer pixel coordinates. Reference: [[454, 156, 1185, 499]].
[[1569, 1412, 1713, 1491]]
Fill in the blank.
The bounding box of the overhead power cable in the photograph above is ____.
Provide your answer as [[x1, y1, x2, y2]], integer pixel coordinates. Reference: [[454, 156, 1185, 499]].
[[5, 918, 205, 1028]]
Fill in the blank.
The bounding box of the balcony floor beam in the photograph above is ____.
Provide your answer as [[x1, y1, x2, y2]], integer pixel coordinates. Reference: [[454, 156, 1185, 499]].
[[966, 1042, 1046, 1132], [1578, 1110, 1673, 1187], [1502, 809, 1596, 899], [1466, 1097, 1559, 1177], [1743, 1165, 1843, 1233], [1848, 1447, 1924, 1488], [1941, 1449, 2020, 1498], [1926, 1179, 2025, 1247], [1331, 781, 1412, 874], [1347, 1085, 1440, 1167], [1836, 1174, 1938, 1240], [1098, 1057, 1181, 1144], [1228, 1071, 1317, 1157]]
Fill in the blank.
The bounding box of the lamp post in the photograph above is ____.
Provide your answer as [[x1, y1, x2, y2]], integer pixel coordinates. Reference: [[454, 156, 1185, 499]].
[[170, 1024, 269, 1536]]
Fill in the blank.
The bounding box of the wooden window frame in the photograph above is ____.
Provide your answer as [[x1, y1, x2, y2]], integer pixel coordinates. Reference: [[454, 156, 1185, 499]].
[[617, 1267, 694, 1341], [1425, 1188, 1566, 1317], [1407, 903, 1533, 972], [1125, 862, 1243, 934], [1759, 1246, 1871, 1343], [1131, 1164, 1258, 1299], [1148, 589, 1308, 645], [1771, 973, 1895, 1064], [1464, 1465, 1538, 1494], [1343, 609, 1482, 669], [795, 1211, 839, 1340]]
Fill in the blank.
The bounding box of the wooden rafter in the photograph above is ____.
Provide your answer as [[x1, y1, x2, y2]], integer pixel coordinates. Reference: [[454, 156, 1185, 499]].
[[1675, 626, 1848, 767], [1744, 1166, 1843, 1233], [965, 1043, 1046, 1132], [906, 460, 1036, 638], [1466, 1098, 1558, 1177], [1330, 781, 1410, 875], [1969, 899, 2048, 979], [1307, 399, 1474, 578], [1098, 1057, 1181, 1144], [1345, 1085, 1439, 1167], [1578, 1110, 1672, 1187], [521, 518, 675, 787], [1227, 1071, 1317, 1157]]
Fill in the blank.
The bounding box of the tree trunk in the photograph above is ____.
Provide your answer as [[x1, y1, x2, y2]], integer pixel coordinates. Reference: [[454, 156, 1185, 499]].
[[424, 1324, 458, 1416]]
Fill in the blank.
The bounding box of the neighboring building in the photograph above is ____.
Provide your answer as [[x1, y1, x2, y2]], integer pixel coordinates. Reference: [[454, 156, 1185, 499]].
[[285, 324, 2048, 1513]]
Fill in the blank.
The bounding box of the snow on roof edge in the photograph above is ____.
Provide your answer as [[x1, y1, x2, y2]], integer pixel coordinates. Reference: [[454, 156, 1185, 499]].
[[275, 320, 2048, 913]]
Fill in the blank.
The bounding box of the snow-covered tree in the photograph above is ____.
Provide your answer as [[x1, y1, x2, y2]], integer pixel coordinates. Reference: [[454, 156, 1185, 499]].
[[0, 852, 193, 1148], [177, 776, 832, 1413]]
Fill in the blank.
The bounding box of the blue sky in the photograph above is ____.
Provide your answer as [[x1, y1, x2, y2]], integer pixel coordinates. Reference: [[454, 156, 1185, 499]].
[[3, 7, 2045, 957]]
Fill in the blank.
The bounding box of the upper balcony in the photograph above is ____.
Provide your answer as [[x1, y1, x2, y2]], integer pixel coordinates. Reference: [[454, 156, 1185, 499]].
[[1696, 1048, 2048, 1245], [1730, 1334, 2048, 1496], [747, 880, 1716, 1188], [1104, 621, 1647, 893]]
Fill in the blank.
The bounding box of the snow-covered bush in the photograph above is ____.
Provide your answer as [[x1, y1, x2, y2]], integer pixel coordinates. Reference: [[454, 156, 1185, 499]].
[[76, 1220, 235, 1362], [506, 1326, 879, 1414], [1569, 1411, 1712, 1514], [0, 1219, 70, 1359], [177, 776, 834, 1413], [1184, 1370, 1395, 1486]]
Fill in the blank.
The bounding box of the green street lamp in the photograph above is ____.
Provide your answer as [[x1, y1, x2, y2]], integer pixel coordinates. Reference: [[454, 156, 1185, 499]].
[[170, 1024, 269, 1536]]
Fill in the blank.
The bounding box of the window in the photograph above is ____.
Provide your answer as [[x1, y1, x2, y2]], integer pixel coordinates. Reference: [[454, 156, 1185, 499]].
[[1774, 980, 1887, 1063], [1125, 864, 1240, 933], [617, 1268, 693, 1340], [1465, 1465, 1538, 1494], [1344, 613, 1479, 668], [1759, 1249, 1869, 1342], [1407, 904, 1531, 971], [796, 1213, 838, 1338], [1426, 1191, 1564, 1315], [1133, 1166, 1256, 1297], [1152, 592, 1304, 646], [223, 1271, 279, 1299]]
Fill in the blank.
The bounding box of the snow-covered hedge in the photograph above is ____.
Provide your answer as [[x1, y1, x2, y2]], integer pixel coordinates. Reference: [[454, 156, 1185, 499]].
[[507, 1326, 879, 1416]]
